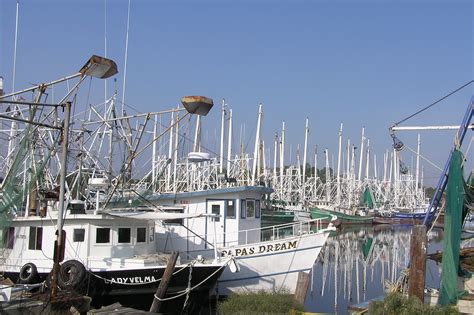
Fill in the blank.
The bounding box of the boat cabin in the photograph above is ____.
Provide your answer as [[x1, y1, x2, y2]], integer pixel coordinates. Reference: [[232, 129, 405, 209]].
[[111, 186, 272, 255], [2, 209, 158, 275]]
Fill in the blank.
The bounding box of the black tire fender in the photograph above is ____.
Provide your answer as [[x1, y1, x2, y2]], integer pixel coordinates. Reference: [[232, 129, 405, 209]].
[[19, 262, 38, 284], [58, 259, 86, 290]]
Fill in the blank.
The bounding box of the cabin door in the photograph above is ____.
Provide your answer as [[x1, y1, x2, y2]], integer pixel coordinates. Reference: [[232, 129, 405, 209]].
[[206, 200, 226, 247]]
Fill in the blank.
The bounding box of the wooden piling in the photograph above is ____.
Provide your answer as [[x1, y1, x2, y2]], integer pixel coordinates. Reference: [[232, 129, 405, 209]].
[[149, 251, 179, 313], [408, 225, 427, 303], [294, 271, 310, 305]]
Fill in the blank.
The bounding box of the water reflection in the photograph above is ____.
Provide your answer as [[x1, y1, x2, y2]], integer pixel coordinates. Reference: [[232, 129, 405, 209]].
[[306, 225, 443, 314]]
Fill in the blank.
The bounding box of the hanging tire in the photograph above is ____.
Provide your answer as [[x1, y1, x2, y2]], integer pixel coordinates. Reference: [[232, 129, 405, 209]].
[[58, 259, 86, 291], [19, 262, 38, 284]]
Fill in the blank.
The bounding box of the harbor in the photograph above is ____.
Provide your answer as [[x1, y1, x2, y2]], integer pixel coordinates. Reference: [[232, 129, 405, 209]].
[[307, 225, 445, 313], [1, 1, 473, 314]]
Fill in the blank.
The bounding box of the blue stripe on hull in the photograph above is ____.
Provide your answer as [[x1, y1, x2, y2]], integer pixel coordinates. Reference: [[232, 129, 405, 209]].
[[218, 267, 313, 283]]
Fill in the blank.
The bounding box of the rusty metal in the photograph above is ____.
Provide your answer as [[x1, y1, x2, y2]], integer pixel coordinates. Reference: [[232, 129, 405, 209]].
[[181, 96, 213, 116], [79, 55, 118, 79]]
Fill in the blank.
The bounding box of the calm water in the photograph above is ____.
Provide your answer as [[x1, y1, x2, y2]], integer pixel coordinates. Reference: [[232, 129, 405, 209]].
[[305, 225, 444, 314]]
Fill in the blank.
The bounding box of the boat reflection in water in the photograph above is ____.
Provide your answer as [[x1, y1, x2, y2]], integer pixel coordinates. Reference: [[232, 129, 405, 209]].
[[306, 225, 444, 314]]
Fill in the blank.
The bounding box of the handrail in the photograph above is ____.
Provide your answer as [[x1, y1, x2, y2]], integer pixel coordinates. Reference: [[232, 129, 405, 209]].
[[160, 218, 333, 249], [251, 217, 324, 235]]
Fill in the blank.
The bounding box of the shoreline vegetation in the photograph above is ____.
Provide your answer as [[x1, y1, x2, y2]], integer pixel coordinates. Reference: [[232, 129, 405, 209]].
[[369, 293, 459, 315], [217, 291, 303, 315]]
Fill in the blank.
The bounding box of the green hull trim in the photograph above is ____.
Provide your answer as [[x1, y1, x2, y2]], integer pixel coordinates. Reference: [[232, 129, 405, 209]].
[[310, 207, 373, 224], [261, 209, 295, 227]]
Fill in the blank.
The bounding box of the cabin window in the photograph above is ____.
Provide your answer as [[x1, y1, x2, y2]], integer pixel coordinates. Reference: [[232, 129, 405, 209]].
[[3, 227, 14, 249], [137, 227, 147, 243], [227, 200, 235, 218], [118, 228, 131, 244], [246, 200, 255, 218], [73, 229, 85, 242], [149, 227, 155, 242], [240, 199, 246, 219], [28, 227, 42, 250], [255, 200, 261, 218], [96, 227, 110, 244], [211, 204, 220, 222], [163, 208, 184, 225]]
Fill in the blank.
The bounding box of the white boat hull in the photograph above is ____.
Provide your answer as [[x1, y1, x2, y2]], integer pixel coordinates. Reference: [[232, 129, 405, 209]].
[[216, 229, 330, 295]]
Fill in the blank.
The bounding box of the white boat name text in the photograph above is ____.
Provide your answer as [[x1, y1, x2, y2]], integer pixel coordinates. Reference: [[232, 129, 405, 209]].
[[106, 276, 157, 284]]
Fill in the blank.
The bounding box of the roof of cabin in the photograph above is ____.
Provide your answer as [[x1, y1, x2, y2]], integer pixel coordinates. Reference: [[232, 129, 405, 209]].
[[145, 185, 273, 201]]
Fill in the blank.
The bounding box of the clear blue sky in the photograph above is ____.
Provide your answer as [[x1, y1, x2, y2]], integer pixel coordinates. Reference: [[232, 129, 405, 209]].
[[1, 0, 472, 185]]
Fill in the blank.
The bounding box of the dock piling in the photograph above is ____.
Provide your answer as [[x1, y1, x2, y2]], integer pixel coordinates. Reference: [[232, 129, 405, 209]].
[[408, 225, 427, 302], [294, 271, 310, 305], [149, 251, 179, 313]]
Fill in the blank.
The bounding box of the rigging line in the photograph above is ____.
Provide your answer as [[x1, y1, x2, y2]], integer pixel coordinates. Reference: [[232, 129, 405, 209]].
[[393, 80, 474, 127], [127, 188, 215, 248], [402, 137, 456, 172], [114, 98, 154, 116]]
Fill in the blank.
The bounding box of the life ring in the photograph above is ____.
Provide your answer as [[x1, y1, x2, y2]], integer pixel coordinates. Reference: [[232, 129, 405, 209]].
[[19, 262, 38, 284], [58, 259, 87, 290]]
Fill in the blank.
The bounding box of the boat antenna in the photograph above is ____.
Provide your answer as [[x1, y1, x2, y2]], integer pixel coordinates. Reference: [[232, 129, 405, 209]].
[[6, 0, 20, 171], [104, 0, 108, 104], [122, 0, 131, 115], [12, 0, 20, 96]]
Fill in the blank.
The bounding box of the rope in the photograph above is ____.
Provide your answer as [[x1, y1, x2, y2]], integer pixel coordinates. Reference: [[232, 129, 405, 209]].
[[461, 136, 473, 168], [153, 258, 232, 302], [277, 232, 303, 292], [428, 199, 445, 235], [393, 80, 474, 127], [182, 260, 195, 310], [402, 142, 443, 172]]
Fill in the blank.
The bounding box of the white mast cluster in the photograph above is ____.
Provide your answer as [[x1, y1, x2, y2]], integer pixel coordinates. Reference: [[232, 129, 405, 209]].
[[0, 96, 427, 215]]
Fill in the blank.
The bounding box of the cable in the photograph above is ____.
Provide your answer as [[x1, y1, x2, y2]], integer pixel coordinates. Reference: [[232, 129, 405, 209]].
[[393, 80, 474, 127], [401, 142, 443, 172]]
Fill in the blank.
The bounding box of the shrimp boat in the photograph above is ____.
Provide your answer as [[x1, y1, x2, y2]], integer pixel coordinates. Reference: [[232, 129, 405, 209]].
[[1, 207, 228, 309], [310, 201, 374, 225], [110, 185, 336, 295], [0, 56, 227, 311]]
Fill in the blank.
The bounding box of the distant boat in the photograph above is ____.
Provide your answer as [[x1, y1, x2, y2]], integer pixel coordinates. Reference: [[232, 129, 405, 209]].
[[261, 207, 295, 227], [310, 201, 373, 225]]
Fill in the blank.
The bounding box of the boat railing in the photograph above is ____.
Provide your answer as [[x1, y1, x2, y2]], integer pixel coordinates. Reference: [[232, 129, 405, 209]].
[[160, 218, 330, 250]]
